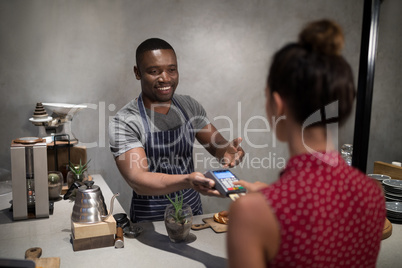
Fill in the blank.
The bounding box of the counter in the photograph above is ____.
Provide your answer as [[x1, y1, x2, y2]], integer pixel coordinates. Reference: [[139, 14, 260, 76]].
[[0, 174, 401, 267], [0, 175, 226, 268]]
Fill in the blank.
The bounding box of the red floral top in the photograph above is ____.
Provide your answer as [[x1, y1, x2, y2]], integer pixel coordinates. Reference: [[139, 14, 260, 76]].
[[261, 151, 385, 268]]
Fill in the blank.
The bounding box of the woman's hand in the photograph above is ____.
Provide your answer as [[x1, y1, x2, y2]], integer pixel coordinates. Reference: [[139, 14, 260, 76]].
[[234, 180, 269, 193]]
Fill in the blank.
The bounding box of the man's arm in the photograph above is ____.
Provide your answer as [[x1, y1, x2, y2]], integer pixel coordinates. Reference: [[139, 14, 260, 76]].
[[196, 123, 245, 167], [115, 147, 221, 196]]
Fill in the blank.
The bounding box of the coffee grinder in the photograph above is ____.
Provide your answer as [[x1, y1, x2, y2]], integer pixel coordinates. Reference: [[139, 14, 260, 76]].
[[10, 137, 49, 220], [29, 102, 87, 143]]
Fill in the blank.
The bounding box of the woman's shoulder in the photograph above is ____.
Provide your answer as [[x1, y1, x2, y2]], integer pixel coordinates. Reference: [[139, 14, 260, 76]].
[[229, 192, 281, 262]]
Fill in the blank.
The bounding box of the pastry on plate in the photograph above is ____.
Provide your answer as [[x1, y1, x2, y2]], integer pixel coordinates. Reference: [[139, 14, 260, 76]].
[[213, 210, 229, 224]]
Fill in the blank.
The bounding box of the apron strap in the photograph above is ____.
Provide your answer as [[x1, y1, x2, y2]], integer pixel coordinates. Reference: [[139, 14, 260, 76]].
[[137, 94, 151, 133]]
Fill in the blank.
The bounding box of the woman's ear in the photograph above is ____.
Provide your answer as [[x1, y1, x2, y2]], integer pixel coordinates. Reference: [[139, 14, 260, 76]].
[[272, 92, 285, 117], [271, 91, 288, 142], [134, 66, 141, 80]]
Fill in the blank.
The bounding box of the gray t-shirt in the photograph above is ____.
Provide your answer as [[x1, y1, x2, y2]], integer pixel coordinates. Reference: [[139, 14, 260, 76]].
[[109, 94, 210, 158]]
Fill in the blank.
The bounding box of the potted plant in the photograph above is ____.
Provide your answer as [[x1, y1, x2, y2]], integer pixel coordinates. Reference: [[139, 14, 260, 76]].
[[48, 171, 63, 200], [164, 191, 193, 242], [66, 159, 91, 188]]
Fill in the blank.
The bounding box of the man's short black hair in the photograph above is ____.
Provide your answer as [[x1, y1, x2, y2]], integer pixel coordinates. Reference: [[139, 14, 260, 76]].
[[136, 38, 175, 66]]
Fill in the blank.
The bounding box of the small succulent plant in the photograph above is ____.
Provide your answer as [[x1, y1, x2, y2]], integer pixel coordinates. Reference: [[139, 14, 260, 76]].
[[69, 159, 91, 175], [166, 191, 188, 224]]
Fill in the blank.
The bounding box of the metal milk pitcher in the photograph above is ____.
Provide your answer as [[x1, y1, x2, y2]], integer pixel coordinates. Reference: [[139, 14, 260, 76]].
[[71, 180, 120, 223]]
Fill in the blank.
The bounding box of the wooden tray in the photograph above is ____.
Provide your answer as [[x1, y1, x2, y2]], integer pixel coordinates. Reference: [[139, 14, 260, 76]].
[[191, 217, 228, 233], [25, 247, 60, 268]]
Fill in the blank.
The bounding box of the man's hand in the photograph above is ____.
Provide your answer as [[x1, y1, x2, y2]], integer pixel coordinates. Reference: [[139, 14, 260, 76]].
[[187, 172, 222, 197], [222, 137, 245, 168]]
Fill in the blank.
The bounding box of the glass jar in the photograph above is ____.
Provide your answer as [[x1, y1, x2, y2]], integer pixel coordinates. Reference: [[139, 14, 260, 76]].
[[164, 203, 193, 243], [341, 144, 353, 166], [48, 171, 63, 200]]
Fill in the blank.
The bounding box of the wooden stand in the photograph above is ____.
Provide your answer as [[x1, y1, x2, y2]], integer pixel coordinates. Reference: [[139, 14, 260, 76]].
[[47, 145, 87, 172], [71, 216, 116, 251], [71, 216, 116, 239], [71, 234, 115, 252]]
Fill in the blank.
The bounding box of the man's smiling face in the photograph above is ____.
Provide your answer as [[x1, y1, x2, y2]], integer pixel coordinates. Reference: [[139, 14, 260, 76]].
[[135, 49, 179, 106]]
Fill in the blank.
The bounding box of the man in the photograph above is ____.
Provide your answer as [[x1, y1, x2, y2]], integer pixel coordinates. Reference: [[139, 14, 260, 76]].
[[109, 38, 244, 222]]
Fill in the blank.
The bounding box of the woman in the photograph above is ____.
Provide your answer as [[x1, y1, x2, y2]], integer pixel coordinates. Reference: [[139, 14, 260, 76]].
[[227, 19, 385, 267]]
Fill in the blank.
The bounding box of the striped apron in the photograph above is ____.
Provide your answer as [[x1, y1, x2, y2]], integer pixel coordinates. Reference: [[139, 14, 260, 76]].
[[130, 94, 203, 222]]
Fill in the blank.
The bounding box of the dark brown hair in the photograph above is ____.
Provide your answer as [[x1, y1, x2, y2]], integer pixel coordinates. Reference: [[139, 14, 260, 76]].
[[267, 19, 355, 126]]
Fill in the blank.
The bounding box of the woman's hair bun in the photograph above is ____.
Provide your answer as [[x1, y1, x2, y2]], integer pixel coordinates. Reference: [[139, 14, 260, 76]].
[[298, 19, 344, 55]]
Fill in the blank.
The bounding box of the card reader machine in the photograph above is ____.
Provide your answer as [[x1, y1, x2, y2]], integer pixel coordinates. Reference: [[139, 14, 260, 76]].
[[204, 169, 246, 198]]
